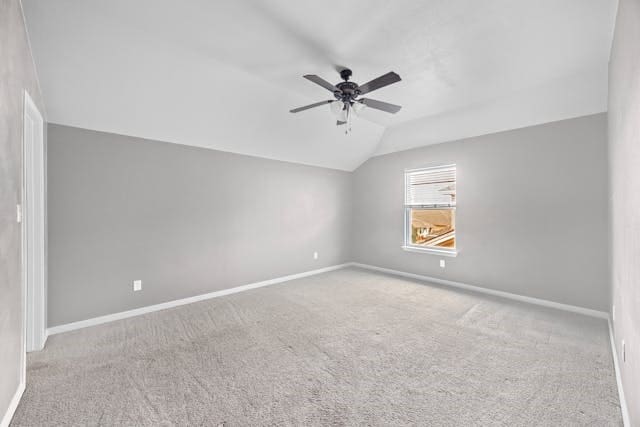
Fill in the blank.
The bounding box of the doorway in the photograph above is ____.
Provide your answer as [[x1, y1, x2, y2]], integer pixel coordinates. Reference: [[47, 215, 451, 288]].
[[22, 90, 46, 354]]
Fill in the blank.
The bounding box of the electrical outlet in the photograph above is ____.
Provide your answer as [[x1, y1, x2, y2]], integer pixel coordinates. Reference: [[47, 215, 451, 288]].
[[313, 251, 319, 260], [439, 259, 445, 268], [133, 280, 142, 292]]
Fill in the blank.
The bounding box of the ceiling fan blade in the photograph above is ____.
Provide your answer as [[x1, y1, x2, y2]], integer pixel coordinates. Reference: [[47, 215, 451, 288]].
[[336, 120, 347, 126], [303, 75, 340, 93], [359, 98, 402, 114], [357, 72, 401, 95], [290, 100, 334, 113]]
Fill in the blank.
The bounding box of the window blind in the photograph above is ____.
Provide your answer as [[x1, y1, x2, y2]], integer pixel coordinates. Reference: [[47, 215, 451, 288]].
[[405, 165, 456, 207]]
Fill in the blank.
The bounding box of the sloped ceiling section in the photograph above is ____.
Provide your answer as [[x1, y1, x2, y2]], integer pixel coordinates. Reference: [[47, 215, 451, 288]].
[[23, 0, 617, 171]]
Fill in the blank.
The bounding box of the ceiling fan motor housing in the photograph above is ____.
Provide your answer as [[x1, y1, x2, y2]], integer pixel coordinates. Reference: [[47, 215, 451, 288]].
[[335, 68, 360, 104]]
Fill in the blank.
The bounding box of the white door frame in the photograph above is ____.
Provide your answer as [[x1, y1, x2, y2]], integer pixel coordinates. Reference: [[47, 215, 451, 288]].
[[22, 90, 46, 354]]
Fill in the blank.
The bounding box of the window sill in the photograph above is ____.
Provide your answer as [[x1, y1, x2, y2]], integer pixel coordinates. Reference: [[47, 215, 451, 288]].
[[401, 245, 458, 257]]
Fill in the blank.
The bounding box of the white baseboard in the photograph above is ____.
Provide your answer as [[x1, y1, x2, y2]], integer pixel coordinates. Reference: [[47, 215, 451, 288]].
[[47, 263, 350, 336], [47, 262, 609, 336], [350, 262, 608, 319], [1, 381, 25, 427], [608, 318, 630, 427]]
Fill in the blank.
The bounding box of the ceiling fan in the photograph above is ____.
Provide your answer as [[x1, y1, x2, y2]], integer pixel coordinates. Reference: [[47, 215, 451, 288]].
[[290, 68, 402, 133]]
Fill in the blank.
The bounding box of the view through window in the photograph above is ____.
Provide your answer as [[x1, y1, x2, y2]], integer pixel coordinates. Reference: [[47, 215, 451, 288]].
[[404, 165, 456, 251]]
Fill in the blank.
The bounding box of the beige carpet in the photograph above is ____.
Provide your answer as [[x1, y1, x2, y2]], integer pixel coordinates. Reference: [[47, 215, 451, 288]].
[[12, 268, 622, 426]]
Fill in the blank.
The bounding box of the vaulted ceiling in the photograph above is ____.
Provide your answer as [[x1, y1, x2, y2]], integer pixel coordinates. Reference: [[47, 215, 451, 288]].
[[23, 0, 617, 170]]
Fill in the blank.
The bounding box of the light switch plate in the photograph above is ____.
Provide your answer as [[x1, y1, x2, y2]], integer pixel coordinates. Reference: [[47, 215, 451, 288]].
[[133, 280, 142, 291], [439, 259, 445, 268]]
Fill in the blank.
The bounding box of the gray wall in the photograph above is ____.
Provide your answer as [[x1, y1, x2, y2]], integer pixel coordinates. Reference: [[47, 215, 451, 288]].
[[0, 0, 47, 420], [352, 114, 609, 311], [47, 124, 351, 326], [50, 114, 610, 326], [608, 0, 639, 423]]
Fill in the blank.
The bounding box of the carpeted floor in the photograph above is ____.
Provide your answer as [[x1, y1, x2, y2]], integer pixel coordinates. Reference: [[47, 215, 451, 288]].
[[12, 267, 622, 426]]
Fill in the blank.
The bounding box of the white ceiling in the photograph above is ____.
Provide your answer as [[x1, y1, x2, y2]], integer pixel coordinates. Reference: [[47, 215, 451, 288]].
[[23, 0, 617, 171]]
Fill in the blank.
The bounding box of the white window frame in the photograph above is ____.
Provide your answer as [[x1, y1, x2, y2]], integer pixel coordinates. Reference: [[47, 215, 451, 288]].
[[402, 165, 458, 257]]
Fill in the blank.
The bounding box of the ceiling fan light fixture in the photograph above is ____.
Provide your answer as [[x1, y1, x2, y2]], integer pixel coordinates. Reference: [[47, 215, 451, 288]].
[[330, 100, 345, 118], [352, 101, 366, 114], [290, 68, 402, 133]]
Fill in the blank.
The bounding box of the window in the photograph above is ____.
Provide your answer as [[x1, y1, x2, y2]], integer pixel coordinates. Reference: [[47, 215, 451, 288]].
[[403, 165, 456, 255]]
